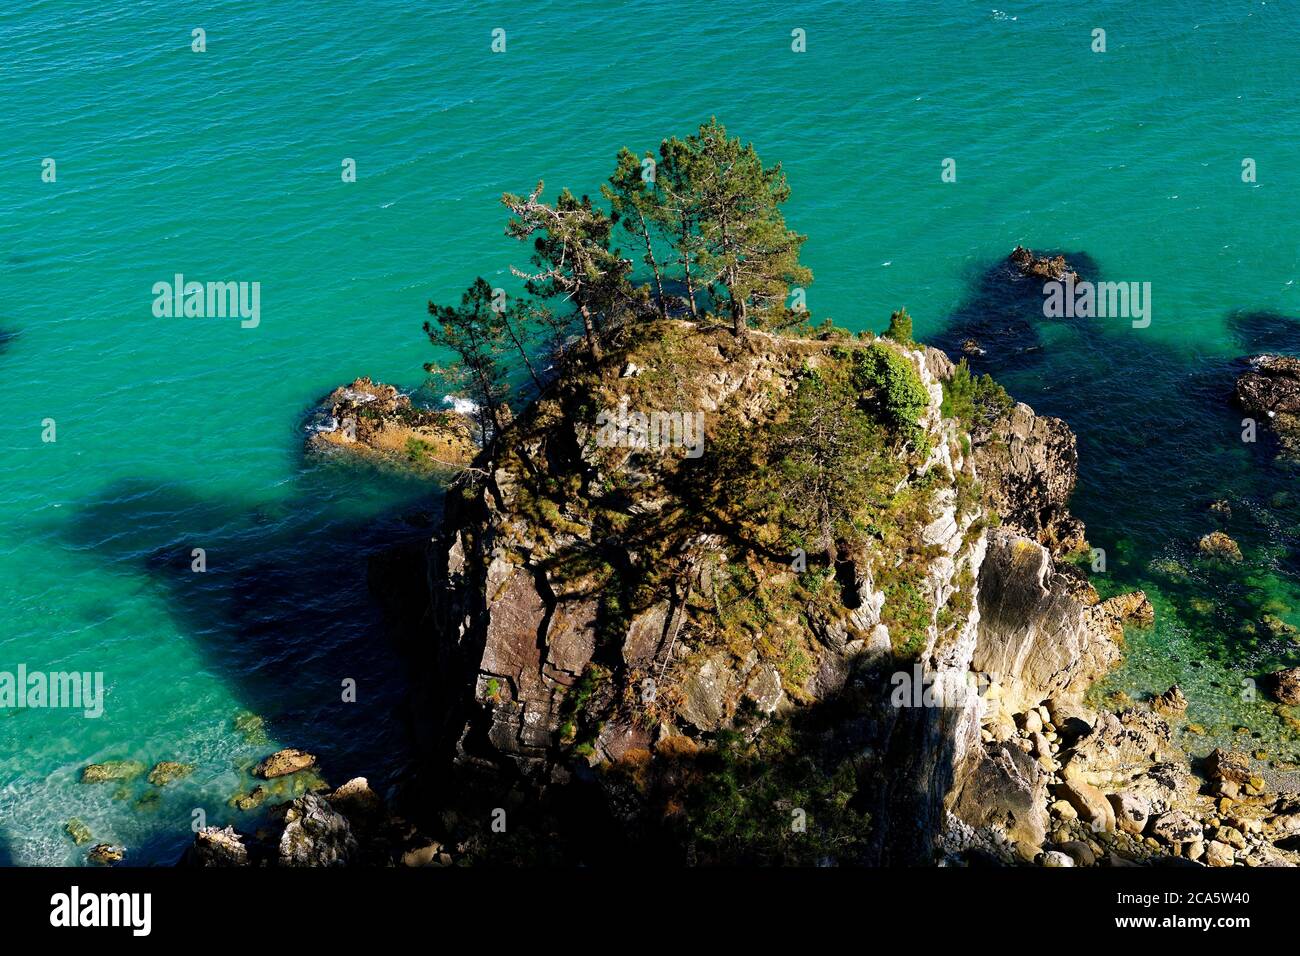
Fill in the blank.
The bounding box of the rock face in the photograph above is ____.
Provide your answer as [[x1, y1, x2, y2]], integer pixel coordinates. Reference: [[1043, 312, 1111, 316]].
[[305, 376, 477, 469], [971, 530, 1120, 718], [970, 402, 1085, 552], [403, 317, 1164, 866], [416, 324, 1016, 863], [951, 742, 1048, 854]]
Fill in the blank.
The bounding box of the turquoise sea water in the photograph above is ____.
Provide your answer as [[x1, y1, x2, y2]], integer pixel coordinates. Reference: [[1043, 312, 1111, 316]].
[[2, 1, 1298, 864]]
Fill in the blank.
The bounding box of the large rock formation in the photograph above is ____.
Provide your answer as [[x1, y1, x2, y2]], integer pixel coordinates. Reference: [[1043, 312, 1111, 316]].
[[407, 319, 1143, 865]]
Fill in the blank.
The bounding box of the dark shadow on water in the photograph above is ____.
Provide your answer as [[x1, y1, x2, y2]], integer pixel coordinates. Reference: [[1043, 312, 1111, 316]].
[[34, 460, 448, 860]]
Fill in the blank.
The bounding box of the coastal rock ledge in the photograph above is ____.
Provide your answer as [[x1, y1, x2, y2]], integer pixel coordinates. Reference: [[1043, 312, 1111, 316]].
[[305, 377, 477, 469]]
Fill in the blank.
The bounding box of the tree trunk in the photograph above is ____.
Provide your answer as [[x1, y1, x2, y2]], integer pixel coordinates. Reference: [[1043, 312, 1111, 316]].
[[580, 305, 602, 361], [680, 212, 698, 317], [638, 210, 668, 320]]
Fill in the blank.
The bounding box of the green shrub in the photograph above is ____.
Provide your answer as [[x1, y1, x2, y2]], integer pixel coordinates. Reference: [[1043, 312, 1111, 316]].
[[882, 308, 913, 345], [941, 359, 1013, 431], [852, 344, 929, 447]]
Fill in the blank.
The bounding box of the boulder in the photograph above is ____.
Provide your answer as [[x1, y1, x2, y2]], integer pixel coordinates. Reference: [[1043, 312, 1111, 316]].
[[1270, 667, 1300, 706], [183, 826, 250, 867], [88, 844, 124, 865], [328, 777, 382, 818], [1204, 749, 1252, 787], [278, 793, 358, 867], [1059, 840, 1096, 867], [1151, 685, 1188, 717], [1057, 767, 1115, 833], [1198, 531, 1242, 562], [1040, 850, 1075, 867], [1204, 840, 1235, 868], [1107, 791, 1151, 835], [1151, 810, 1203, 846], [253, 748, 317, 779], [952, 742, 1049, 851]]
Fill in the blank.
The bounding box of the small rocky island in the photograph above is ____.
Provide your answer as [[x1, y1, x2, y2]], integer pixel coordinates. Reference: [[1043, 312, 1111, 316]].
[[176, 122, 1300, 868], [1236, 353, 1300, 460]]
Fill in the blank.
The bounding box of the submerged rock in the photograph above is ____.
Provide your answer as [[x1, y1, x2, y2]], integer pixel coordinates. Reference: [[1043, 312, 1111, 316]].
[[80, 760, 146, 784], [65, 819, 92, 846], [233, 710, 268, 745], [146, 761, 195, 786], [228, 785, 268, 811]]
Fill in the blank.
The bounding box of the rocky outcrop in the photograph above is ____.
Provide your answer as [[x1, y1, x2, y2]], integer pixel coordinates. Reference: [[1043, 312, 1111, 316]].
[[1236, 354, 1300, 458], [184, 826, 250, 866], [278, 793, 358, 867], [305, 377, 477, 469], [1008, 245, 1079, 285], [970, 403, 1085, 552], [1198, 531, 1243, 562], [181, 775, 442, 868]]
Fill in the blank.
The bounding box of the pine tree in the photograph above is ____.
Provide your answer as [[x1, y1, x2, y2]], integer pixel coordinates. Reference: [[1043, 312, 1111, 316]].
[[502, 183, 631, 360], [603, 148, 668, 320], [424, 277, 511, 438], [656, 119, 811, 335]]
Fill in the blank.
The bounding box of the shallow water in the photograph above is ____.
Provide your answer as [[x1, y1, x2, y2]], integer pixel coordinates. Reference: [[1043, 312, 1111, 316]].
[[2, 1, 1298, 863]]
